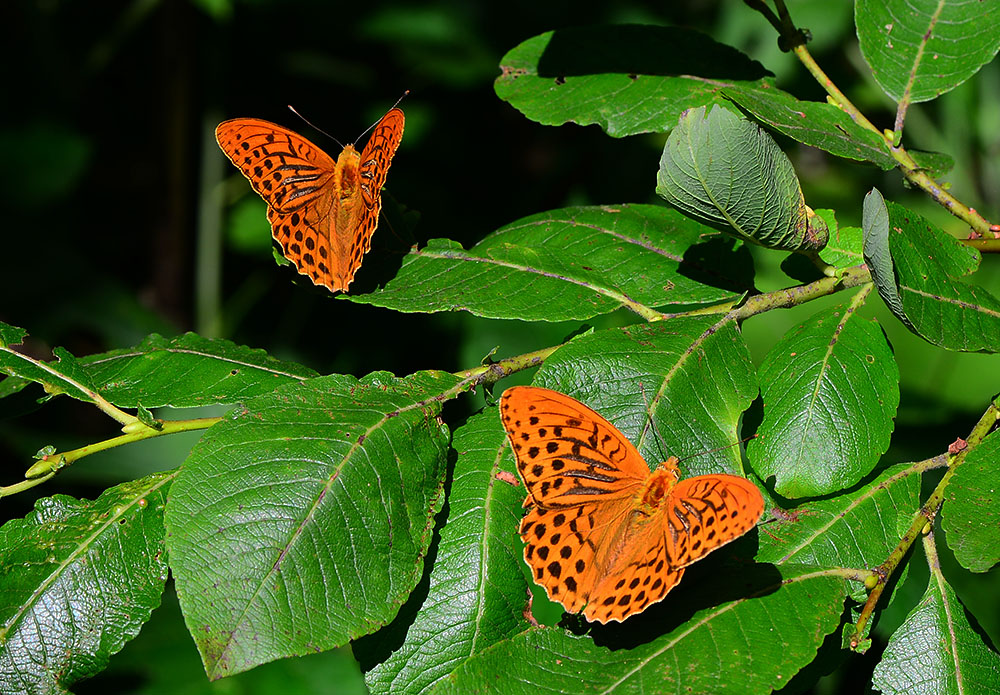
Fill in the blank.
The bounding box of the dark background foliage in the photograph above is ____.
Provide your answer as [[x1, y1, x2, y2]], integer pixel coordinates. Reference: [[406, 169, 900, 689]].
[[3, 0, 999, 692]]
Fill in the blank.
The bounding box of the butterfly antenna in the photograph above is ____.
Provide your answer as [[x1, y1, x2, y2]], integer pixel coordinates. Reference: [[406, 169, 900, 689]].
[[354, 89, 410, 143], [287, 105, 346, 149]]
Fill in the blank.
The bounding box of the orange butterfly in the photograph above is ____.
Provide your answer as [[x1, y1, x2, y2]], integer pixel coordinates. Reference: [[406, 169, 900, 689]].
[[215, 108, 404, 293], [499, 386, 764, 624]]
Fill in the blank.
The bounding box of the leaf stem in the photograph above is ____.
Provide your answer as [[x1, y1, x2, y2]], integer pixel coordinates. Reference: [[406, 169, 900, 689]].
[[890, 151, 994, 233], [961, 238, 1000, 253], [848, 398, 1000, 648], [729, 264, 872, 321], [452, 346, 559, 386], [453, 266, 874, 391], [2, 416, 223, 497]]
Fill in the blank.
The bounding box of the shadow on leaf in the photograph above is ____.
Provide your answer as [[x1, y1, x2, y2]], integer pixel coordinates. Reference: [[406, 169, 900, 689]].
[[536, 25, 771, 80]]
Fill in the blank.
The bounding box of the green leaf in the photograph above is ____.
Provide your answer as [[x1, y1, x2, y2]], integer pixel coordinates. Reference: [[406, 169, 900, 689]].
[[656, 106, 828, 254], [872, 566, 1000, 694], [942, 429, 1000, 572], [0, 329, 101, 405], [723, 84, 896, 169], [165, 371, 460, 679], [749, 298, 900, 498], [360, 409, 529, 693], [862, 189, 912, 329], [349, 205, 751, 321], [856, 0, 1000, 104], [0, 472, 173, 694], [756, 462, 920, 572], [863, 190, 1000, 352], [430, 567, 845, 695], [80, 333, 319, 408], [494, 25, 771, 137], [533, 318, 758, 479]]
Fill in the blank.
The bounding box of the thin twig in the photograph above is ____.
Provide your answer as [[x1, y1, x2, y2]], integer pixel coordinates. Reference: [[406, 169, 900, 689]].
[[848, 399, 1000, 647], [2, 417, 224, 497]]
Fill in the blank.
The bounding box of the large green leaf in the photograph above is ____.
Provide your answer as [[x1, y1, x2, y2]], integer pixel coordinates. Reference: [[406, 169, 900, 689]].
[[165, 371, 461, 679], [430, 566, 845, 695], [80, 333, 318, 408], [723, 84, 895, 169], [942, 429, 1000, 572], [656, 106, 828, 254], [360, 409, 529, 694], [856, 0, 1000, 104], [533, 317, 758, 479], [872, 560, 1000, 693], [863, 191, 1000, 352], [749, 299, 900, 498], [349, 205, 751, 321], [494, 25, 771, 137], [0, 472, 173, 695]]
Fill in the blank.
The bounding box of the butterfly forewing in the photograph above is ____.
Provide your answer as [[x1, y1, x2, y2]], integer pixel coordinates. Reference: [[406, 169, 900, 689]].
[[500, 386, 650, 508], [215, 119, 336, 214], [663, 475, 765, 569]]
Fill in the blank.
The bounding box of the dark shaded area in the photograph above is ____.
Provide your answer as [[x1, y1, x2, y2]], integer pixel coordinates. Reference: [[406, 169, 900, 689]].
[[678, 235, 757, 294], [535, 25, 771, 80], [583, 532, 778, 649]]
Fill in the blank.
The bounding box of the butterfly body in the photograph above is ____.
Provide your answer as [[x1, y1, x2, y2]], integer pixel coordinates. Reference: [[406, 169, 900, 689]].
[[500, 386, 764, 624], [216, 108, 404, 292]]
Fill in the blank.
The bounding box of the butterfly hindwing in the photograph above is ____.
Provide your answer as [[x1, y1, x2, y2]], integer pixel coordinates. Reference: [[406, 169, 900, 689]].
[[500, 386, 650, 507], [587, 532, 685, 624], [664, 474, 765, 568], [520, 503, 604, 615], [267, 204, 337, 290]]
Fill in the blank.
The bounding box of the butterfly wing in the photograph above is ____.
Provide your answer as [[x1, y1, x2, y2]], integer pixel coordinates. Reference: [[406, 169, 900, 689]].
[[500, 386, 651, 508], [339, 108, 405, 289], [215, 119, 336, 214], [663, 474, 764, 568]]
